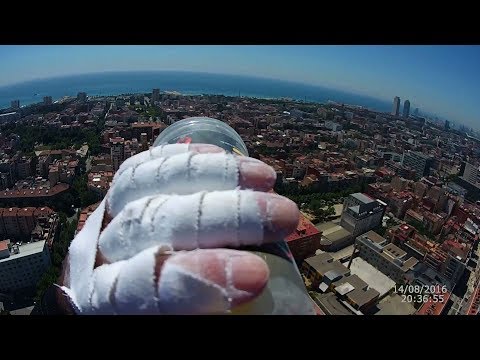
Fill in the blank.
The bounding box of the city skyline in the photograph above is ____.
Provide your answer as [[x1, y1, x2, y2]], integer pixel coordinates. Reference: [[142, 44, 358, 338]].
[[0, 45, 479, 129]]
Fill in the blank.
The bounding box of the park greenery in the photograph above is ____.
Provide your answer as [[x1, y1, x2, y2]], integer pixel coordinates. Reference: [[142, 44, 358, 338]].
[[1, 124, 102, 155], [276, 184, 364, 224]]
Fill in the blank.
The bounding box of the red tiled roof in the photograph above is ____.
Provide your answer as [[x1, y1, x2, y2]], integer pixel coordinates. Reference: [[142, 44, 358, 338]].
[[285, 214, 320, 242], [416, 290, 451, 315], [76, 201, 102, 233], [17, 207, 36, 216], [0, 183, 69, 199], [0, 240, 8, 251], [3, 207, 19, 216], [131, 122, 165, 129], [467, 285, 480, 315], [34, 207, 54, 217]]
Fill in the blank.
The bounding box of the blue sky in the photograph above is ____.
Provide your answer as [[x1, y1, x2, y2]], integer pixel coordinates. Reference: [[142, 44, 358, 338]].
[[0, 45, 479, 128]]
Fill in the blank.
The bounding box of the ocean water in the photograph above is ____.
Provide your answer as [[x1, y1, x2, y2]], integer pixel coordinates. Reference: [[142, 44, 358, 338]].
[[0, 71, 392, 113]]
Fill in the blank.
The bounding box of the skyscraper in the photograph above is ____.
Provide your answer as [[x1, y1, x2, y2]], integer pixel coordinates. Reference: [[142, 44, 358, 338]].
[[403, 100, 410, 118], [43, 96, 52, 105], [402, 151, 433, 179], [110, 137, 125, 171], [77, 92, 87, 103], [392, 96, 400, 116], [10, 100, 20, 109], [413, 108, 419, 116], [152, 88, 160, 103], [462, 162, 480, 186]]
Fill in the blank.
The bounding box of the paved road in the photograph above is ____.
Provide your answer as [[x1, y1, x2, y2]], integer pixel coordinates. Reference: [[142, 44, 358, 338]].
[[67, 208, 79, 224], [86, 156, 92, 172]]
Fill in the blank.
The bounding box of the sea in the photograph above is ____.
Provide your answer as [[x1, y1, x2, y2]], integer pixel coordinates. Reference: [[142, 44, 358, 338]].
[[0, 71, 393, 113]]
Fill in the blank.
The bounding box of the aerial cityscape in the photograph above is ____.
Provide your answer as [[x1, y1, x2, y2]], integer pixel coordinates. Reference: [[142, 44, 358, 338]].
[[0, 45, 479, 315]]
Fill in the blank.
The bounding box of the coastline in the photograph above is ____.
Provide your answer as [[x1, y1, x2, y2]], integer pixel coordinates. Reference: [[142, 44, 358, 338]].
[[0, 71, 393, 114]]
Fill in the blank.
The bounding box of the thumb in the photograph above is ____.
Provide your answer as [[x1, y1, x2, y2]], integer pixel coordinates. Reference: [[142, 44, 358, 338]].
[[157, 249, 270, 314]]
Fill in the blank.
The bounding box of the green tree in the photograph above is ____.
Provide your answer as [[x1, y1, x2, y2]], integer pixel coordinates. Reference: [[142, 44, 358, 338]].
[[35, 266, 60, 302]]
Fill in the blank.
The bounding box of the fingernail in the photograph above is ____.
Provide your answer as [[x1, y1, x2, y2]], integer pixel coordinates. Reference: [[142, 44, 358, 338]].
[[230, 254, 269, 295], [239, 159, 276, 188], [266, 195, 299, 234]]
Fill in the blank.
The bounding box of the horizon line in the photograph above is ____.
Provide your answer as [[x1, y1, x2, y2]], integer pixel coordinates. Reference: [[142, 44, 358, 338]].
[[0, 69, 393, 103]]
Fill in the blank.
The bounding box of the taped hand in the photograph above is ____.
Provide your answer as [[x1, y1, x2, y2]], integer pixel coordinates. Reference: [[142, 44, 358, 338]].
[[57, 144, 299, 314]]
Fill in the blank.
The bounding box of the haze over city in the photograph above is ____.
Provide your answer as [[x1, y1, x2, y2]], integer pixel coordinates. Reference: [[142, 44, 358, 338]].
[[0, 45, 479, 129]]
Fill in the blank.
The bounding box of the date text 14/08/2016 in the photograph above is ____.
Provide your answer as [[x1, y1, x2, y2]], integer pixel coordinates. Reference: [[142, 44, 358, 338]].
[[394, 284, 448, 304], [394, 284, 448, 295]]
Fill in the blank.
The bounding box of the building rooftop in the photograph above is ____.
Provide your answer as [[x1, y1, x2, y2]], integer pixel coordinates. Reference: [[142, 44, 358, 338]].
[[416, 291, 451, 315], [333, 274, 368, 292], [351, 192, 375, 204], [304, 254, 350, 279], [316, 244, 355, 262], [0, 183, 69, 199], [0, 241, 46, 263], [375, 294, 416, 315], [319, 224, 352, 247], [347, 288, 380, 308], [305, 253, 333, 269], [311, 292, 354, 315], [347, 257, 396, 297], [285, 213, 320, 243], [383, 243, 407, 259], [0, 240, 8, 252], [9, 306, 35, 315], [365, 230, 387, 245]]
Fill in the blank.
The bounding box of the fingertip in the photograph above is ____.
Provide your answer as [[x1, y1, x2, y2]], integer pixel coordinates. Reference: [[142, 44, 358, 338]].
[[165, 249, 269, 309], [238, 158, 277, 191], [256, 193, 300, 240], [229, 252, 269, 306]]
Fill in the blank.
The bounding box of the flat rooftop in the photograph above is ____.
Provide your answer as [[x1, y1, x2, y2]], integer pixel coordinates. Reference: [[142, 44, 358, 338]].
[[364, 230, 387, 244], [333, 274, 368, 292], [9, 306, 35, 315], [323, 227, 351, 244], [375, 294, 416, 315], [316, 221, 340, 233], [351, 192, 375, 204], [311, 292, 354, 315], [346, 257, 396, 297], [0, 241, 46, 263], [316, 244, 355, 262], [347, 288, 380, 308], [305, 254, 350, 278], [317, 221, 352, 245]]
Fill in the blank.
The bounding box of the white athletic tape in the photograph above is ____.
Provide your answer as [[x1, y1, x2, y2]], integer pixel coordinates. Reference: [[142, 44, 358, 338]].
[[117, 144, 190, 177], [89, 261, 125, 314], [114, 246, 161, 314], [198, 190, 263, 248], [66, 199, 106, 310], [107, 152, 239, 217], [99, 190, 264, 263]]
